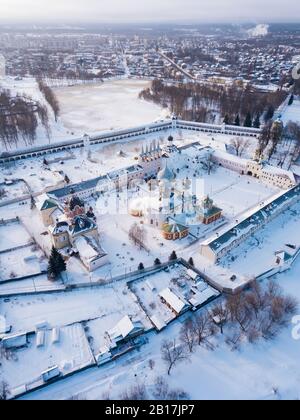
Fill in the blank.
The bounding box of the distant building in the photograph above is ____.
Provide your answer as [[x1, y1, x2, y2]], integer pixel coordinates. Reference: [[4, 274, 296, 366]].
[[0, 54, 6, 78], [212, 149, 296, 189]]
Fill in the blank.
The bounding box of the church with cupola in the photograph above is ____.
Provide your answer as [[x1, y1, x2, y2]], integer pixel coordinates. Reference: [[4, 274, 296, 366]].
[[37, 193, 108, 272]]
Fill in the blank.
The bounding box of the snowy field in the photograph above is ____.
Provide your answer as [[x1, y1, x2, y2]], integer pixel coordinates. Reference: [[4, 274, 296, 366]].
[[0, 181, 30, 203], [281, 97, 300, 125], [1, 281, 151, 335], [0, 77, 165, 152], [1, 323, 95, 395], [0, 246, 46, 281], [220, 201, 300, 277], [17, 259, 300, 401], [0, 222, 32, 252], [0, 128, 257, 196], [54, 79, 166, 134]]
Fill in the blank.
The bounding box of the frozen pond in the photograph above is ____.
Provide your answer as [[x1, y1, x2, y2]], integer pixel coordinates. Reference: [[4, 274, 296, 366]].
[[54, 79, 166, 134]]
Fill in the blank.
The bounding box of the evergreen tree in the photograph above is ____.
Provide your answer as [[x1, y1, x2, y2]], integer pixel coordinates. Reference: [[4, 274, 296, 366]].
[[30, 195, 36, 210], [253, 113, 261, 128], [288, 94, 294, 106], [138, 262, 145, 271], [244, 112, 252, 128], [234, 114, 240, 126], [169, 251, 178, 261], [223, 115, 230, 125], [188, 257, 194, 267], [154, 258, 161, 266], [48, 247, 66, 280], [264, 105, 274, 122]]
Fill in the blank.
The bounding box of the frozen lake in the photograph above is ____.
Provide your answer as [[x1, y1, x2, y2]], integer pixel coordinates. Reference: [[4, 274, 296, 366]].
[[54, 79, 166, 134]]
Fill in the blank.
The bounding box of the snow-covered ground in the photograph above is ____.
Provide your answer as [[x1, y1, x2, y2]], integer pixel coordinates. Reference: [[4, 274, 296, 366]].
[[281, 97, 300, 125], [0, 77, 165, 152], [2, 323, 95, 397], [54, 79, 167, 134], [1, 282, 151, 335], [0, 246, 46, 281], [220, 201, 300, 277], [1, 97, 300, 399], [17, 259, 300, 401], [0, 221, 32, 252]]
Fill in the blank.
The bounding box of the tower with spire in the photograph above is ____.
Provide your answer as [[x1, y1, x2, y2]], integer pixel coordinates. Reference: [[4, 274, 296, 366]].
[[138, 140, 163, 179]]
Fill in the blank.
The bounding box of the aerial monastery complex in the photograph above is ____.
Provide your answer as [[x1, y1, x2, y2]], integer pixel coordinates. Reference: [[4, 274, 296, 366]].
[[1, 113, 300, 399]]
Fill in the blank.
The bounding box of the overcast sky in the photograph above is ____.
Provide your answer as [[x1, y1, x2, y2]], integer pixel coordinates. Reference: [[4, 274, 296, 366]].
[[0, 0, 299, 24]]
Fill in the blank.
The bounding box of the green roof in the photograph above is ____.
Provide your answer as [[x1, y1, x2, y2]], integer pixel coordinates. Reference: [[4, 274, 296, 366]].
[[199, 206, 222, 218], [41, 199, 58, 211], [162, 222, 188, 234]]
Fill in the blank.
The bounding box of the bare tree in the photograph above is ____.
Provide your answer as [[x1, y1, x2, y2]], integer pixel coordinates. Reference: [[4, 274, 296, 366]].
[[179, 319, 196, 353], [0, 381, 10, 401], [226, 293, 252, 333], [161, 339, 188, 375], [192, 311, 216, 347], [230, 138, 251, 157], [153, 376, 170, 400], [210, 302, 229, 334], [200, 153, 216, 175], [120, 383, 148, 400], [129, 223, 147, 250], [152, 376, 190, 401]]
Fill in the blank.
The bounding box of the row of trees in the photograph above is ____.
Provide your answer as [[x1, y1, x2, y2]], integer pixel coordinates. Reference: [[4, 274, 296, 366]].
[[139, 79, 287, 125], [160, 280, 297, 375], [37, 78, 60, 122], [118, 376, 189, 401], [257, 120, 300, 164], [0, 88, 50, 150]]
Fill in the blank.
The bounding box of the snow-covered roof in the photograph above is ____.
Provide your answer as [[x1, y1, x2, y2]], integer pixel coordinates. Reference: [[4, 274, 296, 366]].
[[157, 163, 175, 182], [189, 286, 219, 308], [159, 288, 190, 314], [36, 193, 58, 211], [74, 236, 107, 262], [108, 315, 144, 343]]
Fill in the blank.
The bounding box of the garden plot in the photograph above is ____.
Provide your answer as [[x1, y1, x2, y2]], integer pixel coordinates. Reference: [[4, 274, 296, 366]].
[[1, 281, 151, 335], [131, 263, 219, 329], [0, 245, 47, 281], [1, 323, 94, 396], [0, 222, 32, 252], [1, 163, 65, 194], [0, 181, 30, 202]]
